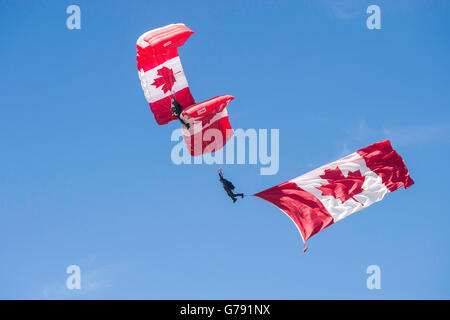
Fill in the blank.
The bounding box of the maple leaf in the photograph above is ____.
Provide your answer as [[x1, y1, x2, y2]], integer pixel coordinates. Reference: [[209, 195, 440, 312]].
[[316, 166, 366, 205], [151, 66, 176, 93]]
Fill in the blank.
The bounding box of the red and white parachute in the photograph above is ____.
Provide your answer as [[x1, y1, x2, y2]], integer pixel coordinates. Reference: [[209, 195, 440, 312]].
[[136, 23, 234, 156]]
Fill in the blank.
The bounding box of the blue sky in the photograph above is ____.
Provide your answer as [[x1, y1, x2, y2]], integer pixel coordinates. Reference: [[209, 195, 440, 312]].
[[0, 0, 449, 299]]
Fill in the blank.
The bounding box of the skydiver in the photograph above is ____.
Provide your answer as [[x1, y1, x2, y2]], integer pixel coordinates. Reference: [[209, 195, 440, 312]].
[[171, 97, 190, 129], [218, 169, 244, 203]]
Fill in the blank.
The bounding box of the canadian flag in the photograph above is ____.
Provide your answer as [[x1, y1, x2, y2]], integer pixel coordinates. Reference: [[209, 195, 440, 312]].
[[137, 24, 196, 125], [137, 55, 195, 125], [254, 140, 414, 244]]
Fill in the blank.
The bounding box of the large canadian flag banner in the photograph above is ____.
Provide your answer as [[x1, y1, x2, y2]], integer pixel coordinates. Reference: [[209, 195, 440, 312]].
[[254, 140, 414, 245], [136, 23, 235, 156]]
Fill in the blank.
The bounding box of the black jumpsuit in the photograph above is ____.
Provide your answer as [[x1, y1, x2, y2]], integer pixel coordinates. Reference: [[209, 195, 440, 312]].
[[219, 172, 244, 202], [171, 97, 190, 128]]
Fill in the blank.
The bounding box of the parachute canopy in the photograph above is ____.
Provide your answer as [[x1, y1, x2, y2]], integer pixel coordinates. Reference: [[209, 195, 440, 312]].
[[137, 23, 235, 156]]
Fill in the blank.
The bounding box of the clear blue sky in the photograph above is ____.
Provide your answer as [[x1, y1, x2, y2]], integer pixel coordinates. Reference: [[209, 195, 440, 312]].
[[1, 0, 449, 299]]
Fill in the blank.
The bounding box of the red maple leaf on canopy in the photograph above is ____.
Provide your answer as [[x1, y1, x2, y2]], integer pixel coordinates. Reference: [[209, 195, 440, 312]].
[[151, 66, 176, 93], [316, 166, 366, 205]]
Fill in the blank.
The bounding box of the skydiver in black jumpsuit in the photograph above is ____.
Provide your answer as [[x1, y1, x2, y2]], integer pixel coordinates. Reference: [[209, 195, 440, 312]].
[[171, 97, 190, 129], [219, 171, 244, 203]]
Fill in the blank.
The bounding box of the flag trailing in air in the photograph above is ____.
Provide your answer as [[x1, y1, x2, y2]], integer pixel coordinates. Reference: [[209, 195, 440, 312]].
[[136, 23, 235, 156], [254, 140, 414, 244]]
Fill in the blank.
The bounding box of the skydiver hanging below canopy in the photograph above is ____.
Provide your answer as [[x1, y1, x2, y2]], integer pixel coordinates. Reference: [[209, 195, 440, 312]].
[[171, 97, 190, 129], [218, 169, 244, 203]]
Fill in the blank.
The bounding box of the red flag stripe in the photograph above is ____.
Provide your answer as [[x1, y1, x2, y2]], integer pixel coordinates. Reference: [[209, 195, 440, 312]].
[[137, 48, 180, 72], [357, 140, 414, 192], [137, 24, 194, 71], [254, 182, 334, 242]]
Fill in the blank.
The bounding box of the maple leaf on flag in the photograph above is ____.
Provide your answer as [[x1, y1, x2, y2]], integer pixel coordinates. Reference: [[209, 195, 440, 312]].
[[316, 166, 366, 205], [151, 66, 176, 93]]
